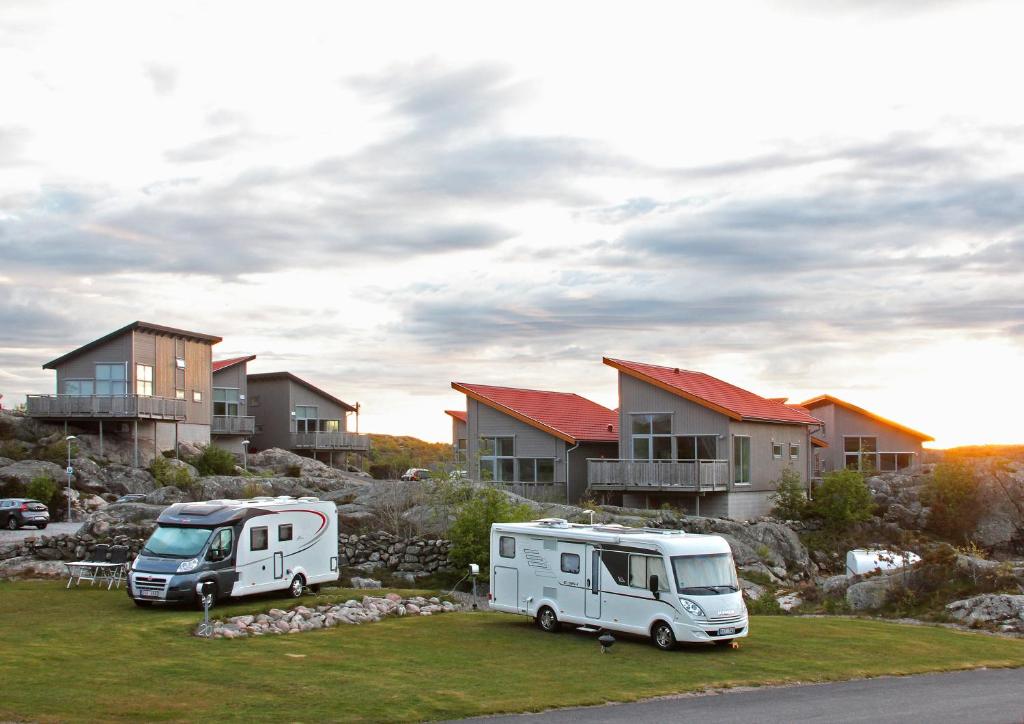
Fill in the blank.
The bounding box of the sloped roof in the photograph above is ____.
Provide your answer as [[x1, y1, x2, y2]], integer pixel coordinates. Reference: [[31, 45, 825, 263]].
[[43, 321, 222, 369], [213, 355, 256, 373], [604, 357, 821, 426], [248, 372, 357, 412], [800, 394, 934, 441], [451, 382, 618, 444], [445, 410, 467, 423]]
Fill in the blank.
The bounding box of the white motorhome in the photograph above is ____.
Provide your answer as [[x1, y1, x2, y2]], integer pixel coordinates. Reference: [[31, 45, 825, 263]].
[[128, 496, 339, 607], [490, 519, 748, 650]]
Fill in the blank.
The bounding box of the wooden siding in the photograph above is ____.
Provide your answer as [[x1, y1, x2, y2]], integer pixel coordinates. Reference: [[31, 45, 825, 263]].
[[813, 402, 925, 473], [53, 332, 131, 394], [133, 331, 212, 426], [728, 420, 809, 492], [452, 418, 467, 447], [247, 377, 292, 451], [617, 373, 730, 451], [465, 398, 567, 483], [289, 379, 350, 432], [569, 441, 616, 502]]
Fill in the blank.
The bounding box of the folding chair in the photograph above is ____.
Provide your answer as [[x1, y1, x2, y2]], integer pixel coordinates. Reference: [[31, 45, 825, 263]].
[[106, 546, 130, 590], [68, 544, 110, 588]]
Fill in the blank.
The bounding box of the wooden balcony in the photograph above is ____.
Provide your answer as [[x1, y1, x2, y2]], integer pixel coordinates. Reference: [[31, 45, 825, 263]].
[[26, 394, 186, 421], [587, 459, 730, 492], [290, 431, 370, 452], [212, 415, 256, 435]]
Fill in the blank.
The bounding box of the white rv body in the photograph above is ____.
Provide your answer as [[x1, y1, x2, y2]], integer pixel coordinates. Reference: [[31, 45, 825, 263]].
[[490, 520, 748, 645]]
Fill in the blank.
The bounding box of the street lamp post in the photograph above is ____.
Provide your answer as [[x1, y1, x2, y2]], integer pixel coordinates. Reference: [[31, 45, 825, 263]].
[[65, 435, 78, 523], [242, 440, 250, 472]]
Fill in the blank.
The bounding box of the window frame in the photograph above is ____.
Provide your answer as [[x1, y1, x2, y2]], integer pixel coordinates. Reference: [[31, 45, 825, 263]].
[[278, 524, 293, 542], [560, 552, 580, 574], [479, 436, 515, 482], [135, 364, 154, 397], [789, 442, 800, 460], [772, 442, 783, 459], [733, 435, 751, 485], [499, 535, 515, 559], [250, 526, 268, 551], [192, 390, 202, 403], [630, 413, 673, 461]]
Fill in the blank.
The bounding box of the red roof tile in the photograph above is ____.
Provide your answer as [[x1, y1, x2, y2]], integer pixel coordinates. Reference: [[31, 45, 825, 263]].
[[445, 410, 467, 423], [213, 355, 256, 372], [451, 383, 618, 443], [800, 394, 934, 441], [604, 358, 822, 426]]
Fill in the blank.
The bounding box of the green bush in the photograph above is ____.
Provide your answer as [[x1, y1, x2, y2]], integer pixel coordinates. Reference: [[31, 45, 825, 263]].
[[922, 461, 980, 543], [36, 440, 77, 465], [190, 445, 238, 476], [448, 486, 533, 571], [746, 593, 784, 615], [286, 464, 302, 478], [150, 455, 195, 489], [241, 481, 267, 499], [26, 475, 58, 504], [769, 467, 807, 520], [0, 440, 27, 461], [809, 469, 874, 531]]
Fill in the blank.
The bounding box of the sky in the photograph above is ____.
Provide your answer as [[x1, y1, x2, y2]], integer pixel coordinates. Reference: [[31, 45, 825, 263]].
[[1, 0, 1022, 448]]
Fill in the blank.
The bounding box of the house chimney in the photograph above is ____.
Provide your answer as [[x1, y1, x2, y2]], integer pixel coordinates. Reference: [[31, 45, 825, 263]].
[[607, 424, 613, 432], [673, 367, 680, 373]]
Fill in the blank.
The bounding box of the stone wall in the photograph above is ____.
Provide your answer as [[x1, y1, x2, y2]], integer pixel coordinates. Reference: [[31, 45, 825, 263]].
[[0, 532, 144, 564], [339, 531, 455, 578]]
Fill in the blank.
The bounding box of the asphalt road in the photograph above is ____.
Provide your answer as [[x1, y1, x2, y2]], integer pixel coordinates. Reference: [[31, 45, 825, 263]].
[[463, 668, 1024, 724], [0, 521, 79, 541]]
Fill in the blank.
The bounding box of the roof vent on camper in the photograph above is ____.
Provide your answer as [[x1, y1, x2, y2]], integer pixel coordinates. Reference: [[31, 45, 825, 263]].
[[179, 504, 225, 516], [535, 518, 570, 528]]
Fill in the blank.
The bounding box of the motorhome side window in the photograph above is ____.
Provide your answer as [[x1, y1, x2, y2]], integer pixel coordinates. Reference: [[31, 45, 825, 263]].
[[629, 554, 670, 591], [278, 524, 293, 542], [250, 526, 268, 551], [560, 552, 580, 574], [499, 536, 515, 558], [602, 551, 629, 586], [209, 529, 233, 560]]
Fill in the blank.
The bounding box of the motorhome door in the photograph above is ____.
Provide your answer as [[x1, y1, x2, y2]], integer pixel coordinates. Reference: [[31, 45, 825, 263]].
[[585, 545, 601, 618], [558, 542, 586, 610], [273, 551, 284, 579]]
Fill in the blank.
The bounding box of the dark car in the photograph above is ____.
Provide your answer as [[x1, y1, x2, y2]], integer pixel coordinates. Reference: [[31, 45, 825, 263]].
[[0, 498, 50, 530]]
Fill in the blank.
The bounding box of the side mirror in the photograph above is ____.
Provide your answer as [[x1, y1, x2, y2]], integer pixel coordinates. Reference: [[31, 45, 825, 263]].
[[649, 574, 660, 599]]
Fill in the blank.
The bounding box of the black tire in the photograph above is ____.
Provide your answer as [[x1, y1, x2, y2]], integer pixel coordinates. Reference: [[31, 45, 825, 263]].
[[309, 584, 321, 594], [6, 517, 18, 530], [536, 606, 560, 633], [36, 523, 47, 530], [651, 621, 677, 651], [288, 574, 306, 598], [133, 599, 153, 608]]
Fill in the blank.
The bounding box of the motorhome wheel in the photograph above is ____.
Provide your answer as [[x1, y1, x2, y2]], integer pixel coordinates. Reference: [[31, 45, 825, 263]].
[[651, 621, 676, 651], [537, 606, 559, 633], [289, 575, 306, 598]]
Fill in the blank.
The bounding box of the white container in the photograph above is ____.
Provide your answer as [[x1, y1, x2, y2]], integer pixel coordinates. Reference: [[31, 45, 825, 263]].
[[845, 548, 921, 576]]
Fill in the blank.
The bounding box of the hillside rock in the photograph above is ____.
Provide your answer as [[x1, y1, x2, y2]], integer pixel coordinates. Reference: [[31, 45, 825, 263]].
[[845, 576, 896, 611], [78, 502, 166, 540], [0, 456, 15, 468], [247, 448, 347, 480], [0, 460, 66, 487], [145, 486, 191, 505], [946, 594, 1024, 632], [0, 556, 68, 578]]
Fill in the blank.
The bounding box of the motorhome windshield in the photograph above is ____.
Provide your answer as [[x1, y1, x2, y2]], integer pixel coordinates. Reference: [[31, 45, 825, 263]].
[[671, 553, 739, 595], [143, 526, 213, 558]]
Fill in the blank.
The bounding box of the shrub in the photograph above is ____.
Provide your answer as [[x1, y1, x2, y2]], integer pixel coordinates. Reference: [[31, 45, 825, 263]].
[[151, 455, 194, 489], [746, 593, 784, 615], [26, 475, 58, 504], [922, 460, 980, 543], [809, 469, 874, 531], [448, 486, 533, 571], [286, 464, 302, 478], [240, 481, 267, 499], [191, 445, 238, 476], [0, 440, 27, 461], [36, 440, 77, 465], [769, 467, 807, 520]]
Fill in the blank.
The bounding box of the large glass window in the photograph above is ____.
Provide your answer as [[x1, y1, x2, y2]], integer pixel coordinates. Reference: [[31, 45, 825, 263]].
[[479, 437, 514, 481], [844, 436, 878, 471], [671, 553, 740, 595], [631, 413, 672, 461], [135, 364, 153, 397], [628, 554, 670, 591], [677, 435, 718, 460], [878, 452, 915, 472], [142, 526, 212, 558], [65, 379, 95, 396], [213, 388, 240, 416], [95, 364, 127, 395], [295, 405, 318, 433], [516, 458, 556, 483], [733, 436, 751, 484], [319, 419, 340, 433]]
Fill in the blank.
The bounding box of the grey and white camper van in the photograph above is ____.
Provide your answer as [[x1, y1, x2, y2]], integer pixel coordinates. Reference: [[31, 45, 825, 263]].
[[489, 519, 748, 650], [128, 496, 338, 607]]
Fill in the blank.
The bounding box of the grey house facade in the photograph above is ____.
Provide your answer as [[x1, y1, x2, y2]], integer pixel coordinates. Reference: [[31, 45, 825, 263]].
[[247, 372, 369, 465], [445, 410, 468, 464], [589, 358, 822, 520], [799, 395, 933, 475], [211, 355, 257, 455], [452, 382, 618, 503], [26, 321, 221, 466]]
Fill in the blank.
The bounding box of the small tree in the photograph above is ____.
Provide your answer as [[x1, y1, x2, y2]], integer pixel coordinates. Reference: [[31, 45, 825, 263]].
[[769, 467, 807, 520], [27, 475, 58, 504], [922, 460, 981, 543], [448, 487, 533, 571], [810, 469, 873, 531], [191, 444, 238, 476]]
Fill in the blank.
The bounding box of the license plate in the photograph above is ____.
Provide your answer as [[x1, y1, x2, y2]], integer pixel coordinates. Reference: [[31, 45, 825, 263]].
[[139, 589, 160, 599], [717, 627, 736, 636]]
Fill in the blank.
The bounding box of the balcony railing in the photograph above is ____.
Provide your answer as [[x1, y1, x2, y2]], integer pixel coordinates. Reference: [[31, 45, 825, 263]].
[[587, 459, 730, 491], [212, 415, 256, 435], [290, 431, 370, 452], [26, 394, 186, 421]]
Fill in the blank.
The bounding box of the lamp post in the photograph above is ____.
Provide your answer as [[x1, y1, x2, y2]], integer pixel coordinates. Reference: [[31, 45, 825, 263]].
[[242, 440, 250, 472], [65, 435, 78, 523]]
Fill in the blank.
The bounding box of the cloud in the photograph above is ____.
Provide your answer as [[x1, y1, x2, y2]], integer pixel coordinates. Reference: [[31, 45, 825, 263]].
[[144, 63, 178, 96]]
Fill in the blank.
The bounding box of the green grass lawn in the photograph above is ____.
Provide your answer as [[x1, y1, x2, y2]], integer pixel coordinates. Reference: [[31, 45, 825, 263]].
[[1, 580, 1023, 723]]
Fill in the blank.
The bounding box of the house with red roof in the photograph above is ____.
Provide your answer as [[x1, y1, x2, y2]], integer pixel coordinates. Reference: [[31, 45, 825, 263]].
[[210, 355, 258, 454], [451, 382, 618, 503], [594, 358, 824, 519], [444, 410, 468, 464], [798, 394, 933, 476]]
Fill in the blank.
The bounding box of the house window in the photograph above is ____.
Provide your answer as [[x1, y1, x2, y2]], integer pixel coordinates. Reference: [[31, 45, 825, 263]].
[[250, 526, 268, 551], [136, 364, 153, 397], [733, 436, 751, 484], [631, 413, 672, 461], [213, 388, 240, 416], [676, 435, 718, 461], [789, 443, 800, 460], [278, 524, 293, 542], [94, 364, 127, 395], [772, 442, 783, 459], [479, 437, 514, 481], [319, 419, 340, 433], [175, 357, 186, 369], [844, 436, 878, 471], [560, 553, 580, 574], [516, 458, 555, 483], [295, 405, 318, 433], [499, 536, 515, 558], [878, 452, 915, 472], [176, 389, 185, 400], [193, 391, 202, 403], [65, 379, 95, 396]]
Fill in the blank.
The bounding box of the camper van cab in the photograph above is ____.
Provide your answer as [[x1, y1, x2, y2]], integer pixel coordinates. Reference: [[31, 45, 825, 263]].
[[128, 496, 338, 607], [490, 520, 747, 650]]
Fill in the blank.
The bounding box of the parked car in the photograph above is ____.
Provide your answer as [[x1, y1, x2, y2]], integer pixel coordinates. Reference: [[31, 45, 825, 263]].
[[400, 468, 433, 481], [114, 494, 147, 504], [0, 498, 50, 530]]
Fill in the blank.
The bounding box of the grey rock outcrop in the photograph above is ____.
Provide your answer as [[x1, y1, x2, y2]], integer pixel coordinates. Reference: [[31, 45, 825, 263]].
[[845, 575, 898, 611], [946, 594, 1024, 632], [0, 460, 66, 487]]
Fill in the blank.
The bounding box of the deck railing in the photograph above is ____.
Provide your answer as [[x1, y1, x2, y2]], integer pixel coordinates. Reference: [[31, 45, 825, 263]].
[[290, 431, 370, 451], [587, 459, 730, 491], [212, 415, 256, 435], [26, 394, 186, 420]]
